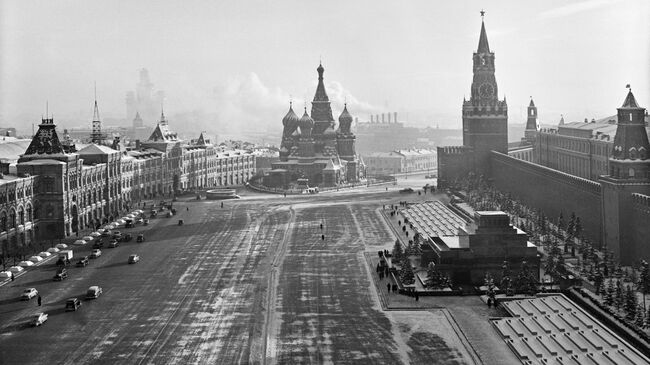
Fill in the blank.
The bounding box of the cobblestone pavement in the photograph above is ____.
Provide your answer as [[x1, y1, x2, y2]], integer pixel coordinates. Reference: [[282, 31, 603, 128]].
[[0, 180, 515, 364]]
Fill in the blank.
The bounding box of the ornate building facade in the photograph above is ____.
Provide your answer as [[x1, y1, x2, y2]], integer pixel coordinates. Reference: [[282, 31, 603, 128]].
[[268, 64, 360, 188], [0, 105, 256, 264]]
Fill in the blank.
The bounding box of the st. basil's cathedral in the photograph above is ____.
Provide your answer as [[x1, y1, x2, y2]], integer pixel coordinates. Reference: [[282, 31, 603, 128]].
[[266, 64, 361, 188]]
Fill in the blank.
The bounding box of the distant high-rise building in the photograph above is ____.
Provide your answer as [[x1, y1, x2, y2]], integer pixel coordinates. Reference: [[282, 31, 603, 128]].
[[125, 69, 165, 125]]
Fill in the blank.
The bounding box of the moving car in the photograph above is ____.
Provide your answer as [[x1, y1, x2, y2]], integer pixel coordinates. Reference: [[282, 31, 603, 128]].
[[136, 234, 145, 243], [76, 256, 89, 267], [21, 288, 38, 301], [108, 240, 119, 248], [399, 187, 414, 193], [128, 254, 140, 264], [122, 233, 133, 242], [90, 249, 102, 258], [143, 219, 149, 226], [86, 286, 103, 299], [53, 267, 68, 281], [65, 298, 81, 311], [32, 313, 48, 327]]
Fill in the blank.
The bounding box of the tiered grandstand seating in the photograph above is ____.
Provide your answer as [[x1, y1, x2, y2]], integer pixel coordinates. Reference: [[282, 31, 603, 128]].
[[400, 201, 466, 238], [491, 295, 650, 364]]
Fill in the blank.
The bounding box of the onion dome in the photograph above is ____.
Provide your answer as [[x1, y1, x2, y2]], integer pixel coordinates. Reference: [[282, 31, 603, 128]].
[[338, 104, 353, 133], [299, 108, 314, 137], [282, 103, 299, 128]]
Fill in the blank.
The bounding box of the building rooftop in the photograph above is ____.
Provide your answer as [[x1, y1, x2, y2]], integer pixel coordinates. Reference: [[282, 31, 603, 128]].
[[0, 139, 32, 161], [401, 201, 468, 239]]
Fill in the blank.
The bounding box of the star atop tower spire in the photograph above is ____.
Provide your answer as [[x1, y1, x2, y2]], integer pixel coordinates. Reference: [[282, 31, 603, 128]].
[[477, 11, 490, 53]]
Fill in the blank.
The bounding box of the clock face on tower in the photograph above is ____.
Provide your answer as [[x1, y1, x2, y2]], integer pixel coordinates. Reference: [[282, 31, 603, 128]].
[[479, 83, 494, 98]]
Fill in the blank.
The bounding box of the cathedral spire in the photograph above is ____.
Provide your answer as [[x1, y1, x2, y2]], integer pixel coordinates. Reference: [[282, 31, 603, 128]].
[[311, 62, 335, 132], [477, 12, 490, 53]]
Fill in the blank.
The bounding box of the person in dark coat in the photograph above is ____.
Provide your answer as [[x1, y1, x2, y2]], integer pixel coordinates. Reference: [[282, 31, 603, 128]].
[[38, 295, 42, 306], [387, 283, 391, 293], [392, 284, 397, 293], [10, 272, 14, 281], [415, 291, 419, 301], [321, 234, 325, 241]]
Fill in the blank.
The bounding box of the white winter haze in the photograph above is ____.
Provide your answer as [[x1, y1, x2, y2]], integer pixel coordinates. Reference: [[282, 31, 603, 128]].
[[0, 0, 648, 135]]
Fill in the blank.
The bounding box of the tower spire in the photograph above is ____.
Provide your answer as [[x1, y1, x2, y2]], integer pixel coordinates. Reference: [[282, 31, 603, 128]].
[[477, 11, 490, 53]]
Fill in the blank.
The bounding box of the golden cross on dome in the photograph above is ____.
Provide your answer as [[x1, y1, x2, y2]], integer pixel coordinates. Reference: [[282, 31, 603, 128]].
[[480, 9, 485, 18]]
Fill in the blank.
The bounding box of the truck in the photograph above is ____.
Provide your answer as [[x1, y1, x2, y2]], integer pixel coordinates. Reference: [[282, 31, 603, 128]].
[[58, 250, 73, 261]]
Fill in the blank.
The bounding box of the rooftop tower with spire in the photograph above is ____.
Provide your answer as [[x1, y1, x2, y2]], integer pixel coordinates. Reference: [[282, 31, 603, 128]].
[[524, 98, 538, 143], [461, 10, 508, 174], [600, 86, 650, 264], [90, 97, 106, 144]]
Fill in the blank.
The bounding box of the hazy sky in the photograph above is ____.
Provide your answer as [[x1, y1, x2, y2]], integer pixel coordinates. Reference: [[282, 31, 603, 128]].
[[1, 0, 648, 131]]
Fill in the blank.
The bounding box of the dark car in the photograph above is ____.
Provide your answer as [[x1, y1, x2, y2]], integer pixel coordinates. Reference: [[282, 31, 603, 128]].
[[53, 267, 68, 281], [122, 233, 133, 242], [65, 298, 81, 312], [93, 239, 104, 248], [399, 188, 414, 193], [76, 256, 89, 267], [136, 234, 145, 243], [108, 240, 119, 248]]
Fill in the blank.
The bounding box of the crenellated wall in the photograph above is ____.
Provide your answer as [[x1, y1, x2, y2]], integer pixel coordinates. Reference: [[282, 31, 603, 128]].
[[490, 151, 603, 246]]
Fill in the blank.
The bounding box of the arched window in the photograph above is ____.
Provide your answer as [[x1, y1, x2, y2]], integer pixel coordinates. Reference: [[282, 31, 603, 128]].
[[26, 204, 32, 222], [629, 168, 636, 178], [18, 206, 24, 225], [0, 211, 6, 232], [640, 147, 647, 160], [629, 147, 638, 160], [9, 209, 16, 229]]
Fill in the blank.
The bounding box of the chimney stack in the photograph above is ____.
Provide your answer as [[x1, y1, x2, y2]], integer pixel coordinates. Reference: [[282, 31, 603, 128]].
[[381, 114, 385, 123], [394, 112, 397, 123], [370, 115, 374, 123], [387, 113, 391, 123]]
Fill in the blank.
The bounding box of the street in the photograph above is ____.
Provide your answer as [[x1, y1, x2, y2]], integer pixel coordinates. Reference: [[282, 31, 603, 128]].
[[0, 180, 494, 365]]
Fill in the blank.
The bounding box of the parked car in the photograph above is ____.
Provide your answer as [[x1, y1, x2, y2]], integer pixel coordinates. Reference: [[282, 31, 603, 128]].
[[86, 286, 103, 299], [38, 252, 52, 259], [178, 219, 184, 226], [137, 234, 145, 243], [53, 267, 68, 281], [101, 230, 111, 237], [112, 231, 122, 240], [31, 312, 48, 326], [125, 220, 134, 228], [90, 249, 102, 258], [9, 266, 25, 274], [29, 256, 43, 264], [65, 298, 82, 311], [108, 240, 119, 248], [399, 188, 414, 193], [21, 288, 38, 301], [128, 254, 140, 264], [122, 233, 133, 242], [18, 261, 34, 268], [135, 217, 143, 224], [143, 219, 149, 226], [76, 256, 89, 267], [166, 211, 173, 218], [93, 239, 104, 248]]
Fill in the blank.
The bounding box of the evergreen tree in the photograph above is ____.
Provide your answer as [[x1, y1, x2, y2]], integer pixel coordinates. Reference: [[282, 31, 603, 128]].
[[605, 279, 615, 306], [615, 281, 624, 311], [400, 256, 415, 285], [558, 212, 565, 232], [392, 239, 404, 262], [426, 262, 444, 289], [635, 305, 645, 328], [625, 285, 638, 321], [567, 212, 576, 237], [639, 260, 650, 315], [574, 217, 582, 238]]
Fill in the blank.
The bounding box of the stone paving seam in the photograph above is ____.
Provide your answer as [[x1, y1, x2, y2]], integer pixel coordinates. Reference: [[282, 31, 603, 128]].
[[442, 308, 484, 365]]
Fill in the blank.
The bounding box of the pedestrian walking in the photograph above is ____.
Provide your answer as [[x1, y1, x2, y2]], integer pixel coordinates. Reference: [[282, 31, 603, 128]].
[[392, 284, 397, 293], [11, 272, 14, 281], [387, 283, 391, 293], [321, 234, 325, 241], [38, 295, 42, 306], [487, 298, 492, 308], [320, 223, 323, 230], [415, 292, 419, 301], [221, 202, 224, 208], [186, 207, 189, 211]]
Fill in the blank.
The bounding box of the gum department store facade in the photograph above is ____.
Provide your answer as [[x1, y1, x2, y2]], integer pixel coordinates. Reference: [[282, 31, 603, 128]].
[[0, 108, 254, 258]]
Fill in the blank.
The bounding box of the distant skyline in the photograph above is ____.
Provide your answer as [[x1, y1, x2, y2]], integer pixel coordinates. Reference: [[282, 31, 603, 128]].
[[1, 0, 648, 133]]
